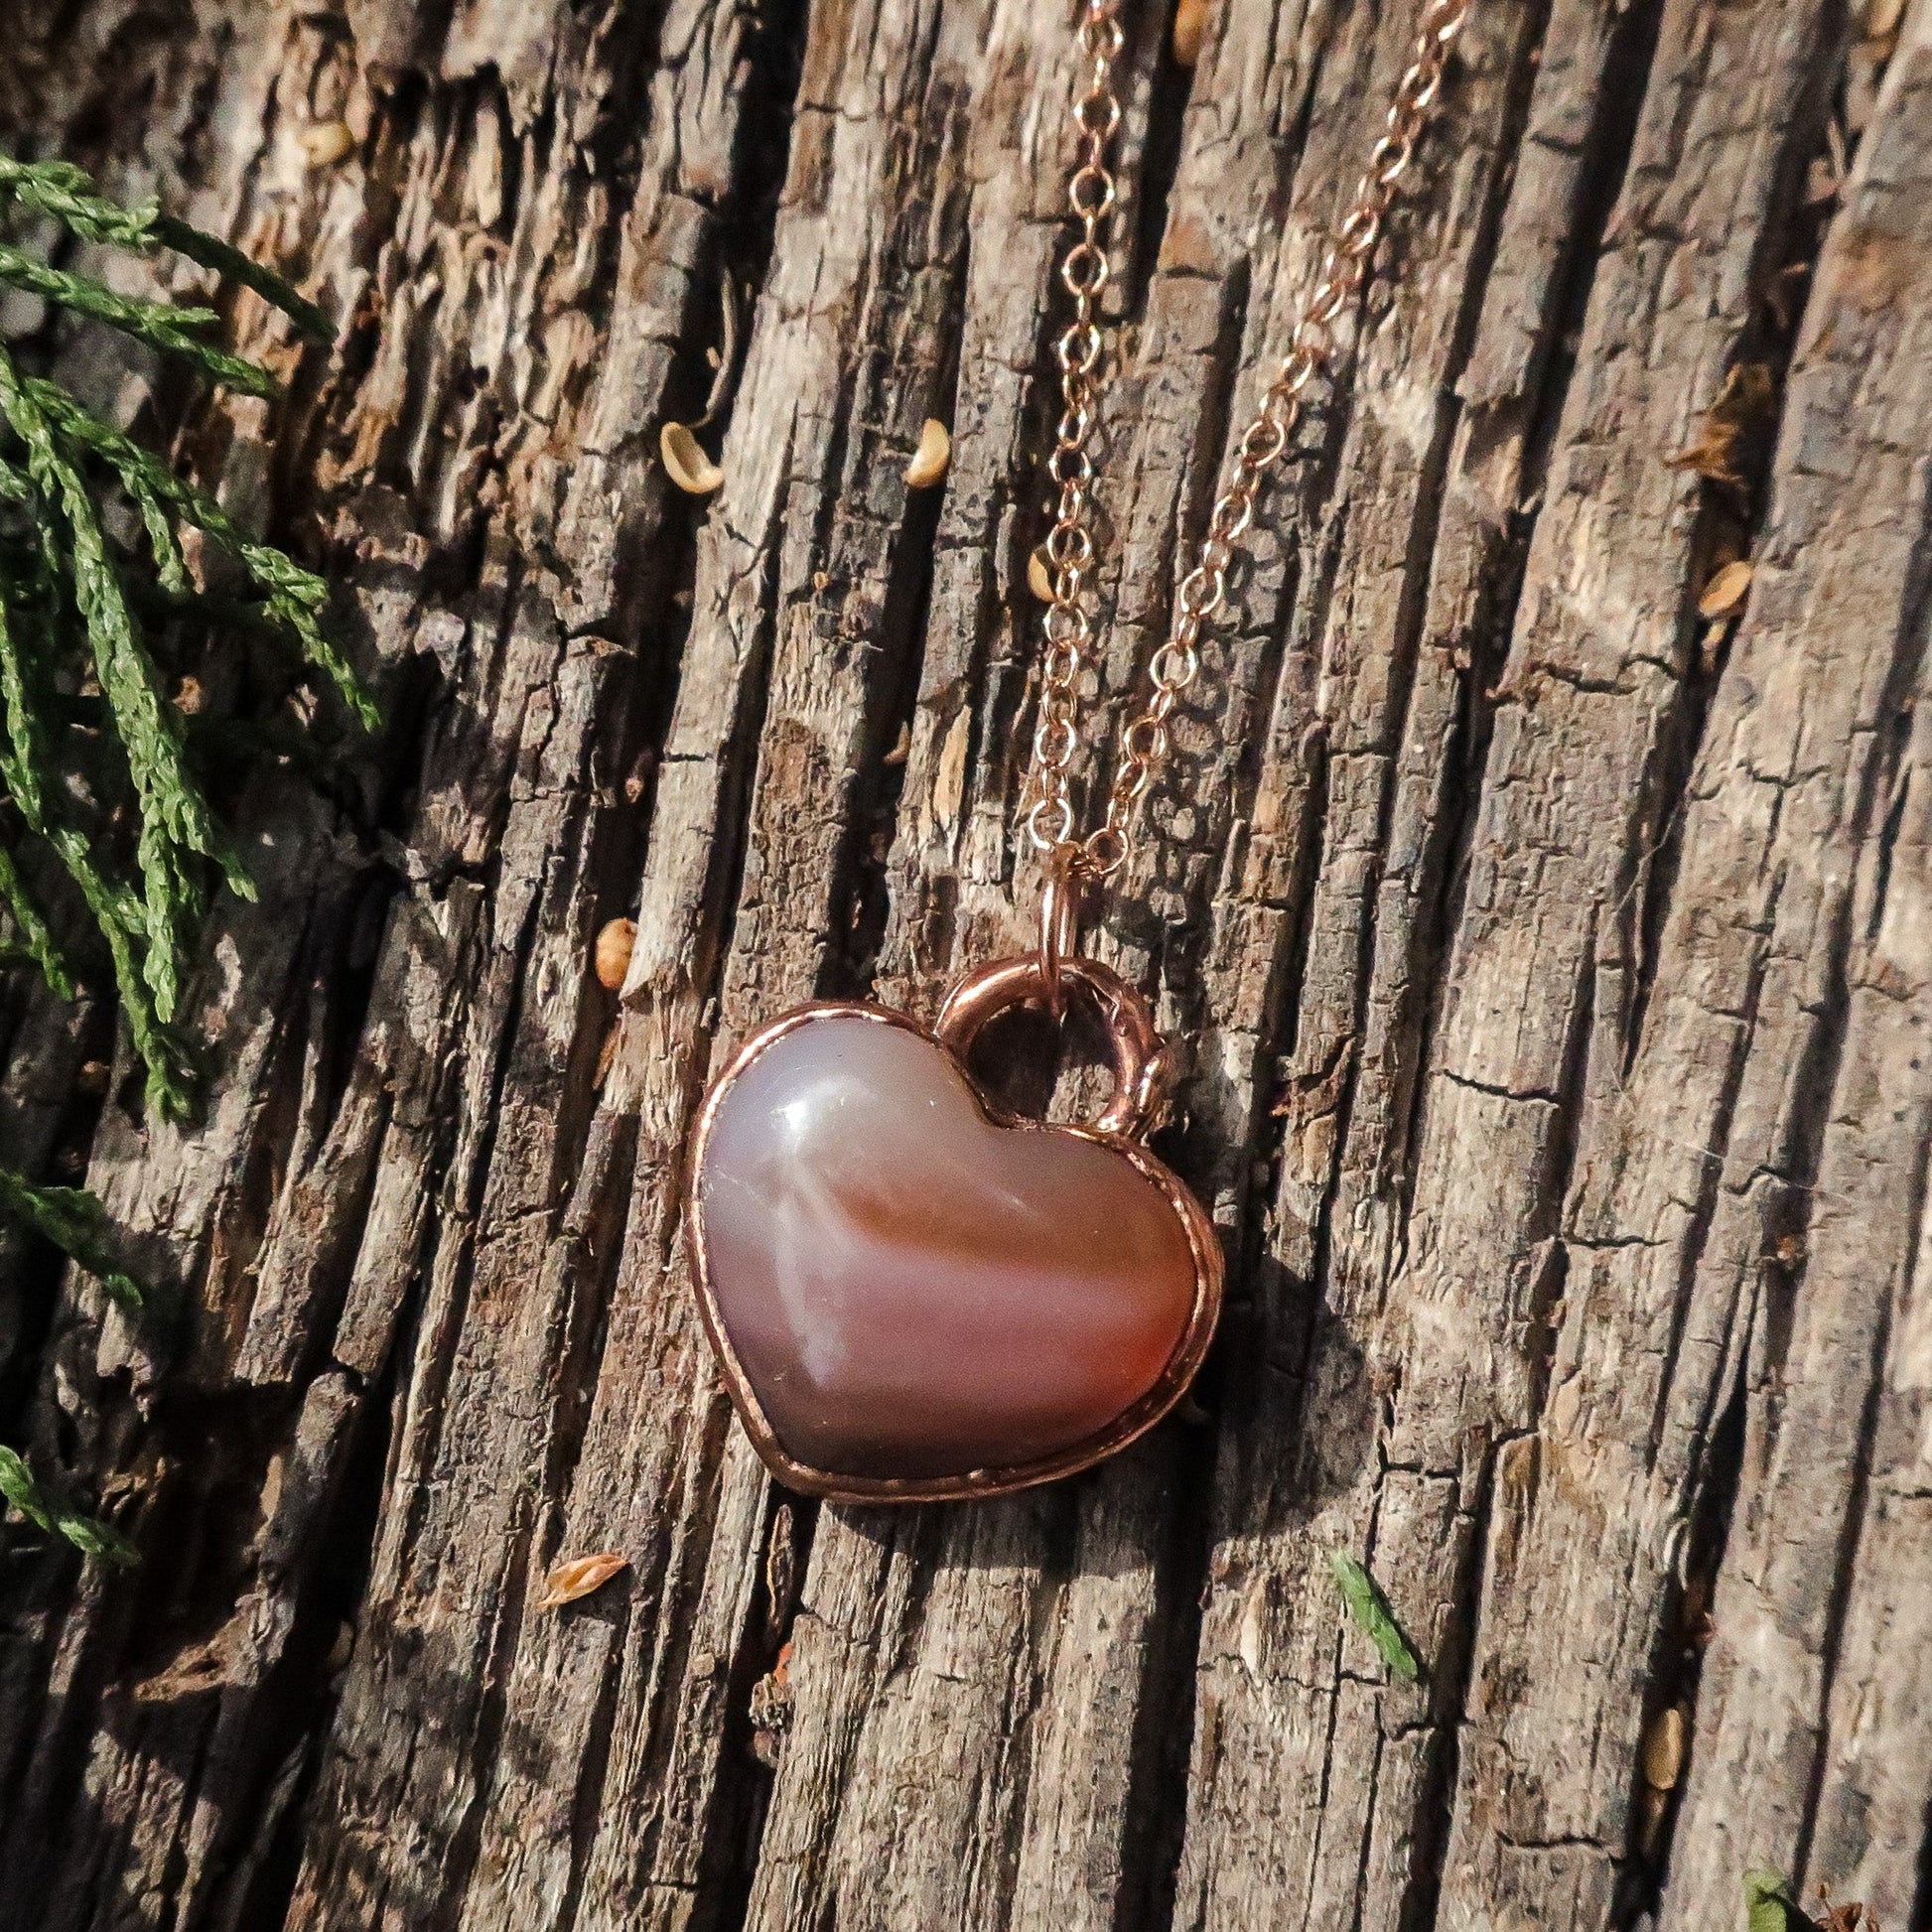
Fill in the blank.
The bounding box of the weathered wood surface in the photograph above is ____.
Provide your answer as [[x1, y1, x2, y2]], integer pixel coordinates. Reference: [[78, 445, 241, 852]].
[[1, 1, 1928, 1929]]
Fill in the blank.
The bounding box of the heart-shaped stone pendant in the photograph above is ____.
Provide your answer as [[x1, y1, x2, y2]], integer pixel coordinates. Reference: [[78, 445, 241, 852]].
[[686, 954, 1222, 1502]]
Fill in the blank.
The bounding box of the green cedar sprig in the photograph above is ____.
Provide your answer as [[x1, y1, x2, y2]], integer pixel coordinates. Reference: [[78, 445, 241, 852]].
[[0, 154, 332, 342], [0, 1166, 141, 1308], [1328, 1550, 1423, 1683], [0, 149, 370, 1115], [32, 382, 375, 727], [0, 1444, 138, 1566], [0, 244, 278, 399], [1745, 1871, 1814, 1932]]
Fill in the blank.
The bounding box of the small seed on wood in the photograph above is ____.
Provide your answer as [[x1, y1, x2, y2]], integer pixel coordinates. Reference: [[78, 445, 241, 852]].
[[536, 1551, 628, 1610], [1699, 559, 1754, 619], [1640, 1704, 1687, 1789], [1173, 0, 1211, 65], [299, 121, 356, 169], [323, 1620, 355, 1673], [905, 418, 951, 488], [595, 917, 637, 990], [660, 421, 724, 494], [1027, 546, 1053, 601], [1638, 1782, 1671, 1855]]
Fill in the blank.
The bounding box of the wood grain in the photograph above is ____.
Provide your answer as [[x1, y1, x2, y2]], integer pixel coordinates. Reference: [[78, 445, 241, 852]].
[[0, 1, 1927, 1928]]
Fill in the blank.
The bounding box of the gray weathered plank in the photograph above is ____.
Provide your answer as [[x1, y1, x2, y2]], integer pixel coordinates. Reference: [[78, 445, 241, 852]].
[[1, 3, 1928, 1931]]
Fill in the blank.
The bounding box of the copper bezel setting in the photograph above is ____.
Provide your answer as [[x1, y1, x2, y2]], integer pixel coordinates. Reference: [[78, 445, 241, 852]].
[[683, 992, 1224, 1505]]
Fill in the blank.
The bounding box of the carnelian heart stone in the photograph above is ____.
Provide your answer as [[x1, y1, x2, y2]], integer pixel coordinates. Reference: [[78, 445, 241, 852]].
[[690, 1009, 1212, 1491]]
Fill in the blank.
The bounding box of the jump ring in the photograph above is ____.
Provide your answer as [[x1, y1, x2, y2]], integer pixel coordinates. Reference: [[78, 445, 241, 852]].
[[1037, 851, 1088, 1015]]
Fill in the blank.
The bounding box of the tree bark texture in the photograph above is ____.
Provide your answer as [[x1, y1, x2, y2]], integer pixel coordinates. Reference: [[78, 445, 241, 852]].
[[1, 0, 1929, 1928]]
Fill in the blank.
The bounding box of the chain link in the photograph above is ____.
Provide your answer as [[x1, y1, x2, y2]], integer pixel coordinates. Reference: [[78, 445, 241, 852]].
[[1025, 0, 1126, 859], [1025, 0, 1471, 881]]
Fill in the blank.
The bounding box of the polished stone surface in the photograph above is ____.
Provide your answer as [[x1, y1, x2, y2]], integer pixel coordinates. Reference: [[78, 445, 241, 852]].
[[693, 1012, 1202, 1481]]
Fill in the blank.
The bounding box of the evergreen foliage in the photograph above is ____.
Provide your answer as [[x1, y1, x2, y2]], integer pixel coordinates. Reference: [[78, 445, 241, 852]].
[[0, 153, 363, 1568], [0, 151, 371, 1117], [0, 1167, 141, 1309], [0, 1444, 137, 1566]]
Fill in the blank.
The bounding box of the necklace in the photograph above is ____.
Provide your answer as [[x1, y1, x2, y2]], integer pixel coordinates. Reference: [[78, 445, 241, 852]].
[[685, 0, 1469, 1504]]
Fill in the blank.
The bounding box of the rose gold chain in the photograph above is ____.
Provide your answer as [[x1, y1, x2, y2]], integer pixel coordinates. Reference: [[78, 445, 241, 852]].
[[1026, 0, 1127, 866], [1026, 0, 1471, 884]]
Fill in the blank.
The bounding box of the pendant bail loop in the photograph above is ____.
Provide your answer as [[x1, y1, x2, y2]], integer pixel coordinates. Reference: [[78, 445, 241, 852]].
[[936, 952, 1172, 1141], [1038, 847, 1090, 1019]]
